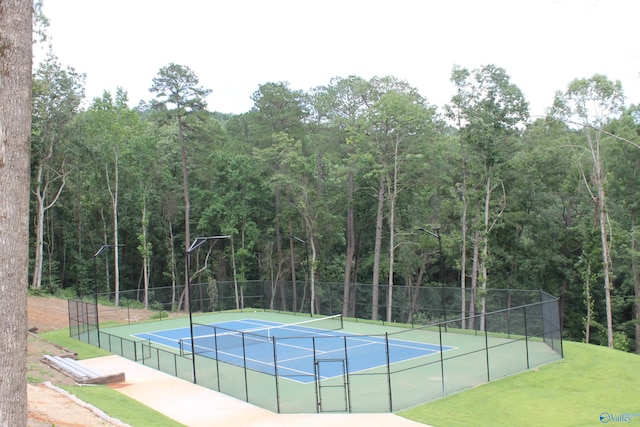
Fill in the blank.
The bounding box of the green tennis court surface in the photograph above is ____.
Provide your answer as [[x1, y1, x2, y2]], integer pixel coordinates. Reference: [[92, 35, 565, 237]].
[[87, 305, 561, 413], [133, 316, 456, 383]]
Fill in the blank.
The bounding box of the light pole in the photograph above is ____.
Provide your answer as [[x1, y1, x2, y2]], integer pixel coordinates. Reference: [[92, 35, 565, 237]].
[[186, 235, 231, 384], [93, 244, 124, 347]]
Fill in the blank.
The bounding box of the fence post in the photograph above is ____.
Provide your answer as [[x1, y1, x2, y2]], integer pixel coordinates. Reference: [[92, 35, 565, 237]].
[[484, 313, 490, 382], [524, 305, 530, 369], [441, 286, 448, 332], [385, 333, 393, 412], [439, 324, 445, 395], [85, 302, 92, 345], [174, 354, 178, 377]]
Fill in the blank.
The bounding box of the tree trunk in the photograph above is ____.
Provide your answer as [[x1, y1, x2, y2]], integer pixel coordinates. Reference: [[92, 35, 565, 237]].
[[585, 260, 592, 344], [0, 1, 32, 424], [632, 229, 640, 354], [284, 220, 294, 311], [141, 194, 150, 309], [309, 235, 317, 316], [274, 187, 285, 311], [597, 186, 614, 348], [299, 207, 317, 316], [287, 227, 296, 312], [588, 130, 614, 348], [460, 142, 468, 327], [385, 137, 402, 323], [179, 116, 191, 312], [32, 177, 46, 290], [468, 230, 480, 330], [31, 141, 67, 289], [407, 253, 427, 323], [107, 149, 121, 306], [480, 176, 491, 332], [386, 182, 396, 323], [371, 175, 386, 321], [99, 208, 110, 293], [342, 171, 356, 317], [167, 221, 177, 310]]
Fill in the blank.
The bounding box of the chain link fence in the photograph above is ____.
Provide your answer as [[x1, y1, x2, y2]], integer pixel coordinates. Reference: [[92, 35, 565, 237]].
[[69, 281, 562, 413]]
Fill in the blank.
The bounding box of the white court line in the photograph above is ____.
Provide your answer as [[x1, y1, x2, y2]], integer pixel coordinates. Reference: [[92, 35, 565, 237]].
[[133, 319, 457, 384], [132, 331, 186, 353], [211, 347, 317, 380]]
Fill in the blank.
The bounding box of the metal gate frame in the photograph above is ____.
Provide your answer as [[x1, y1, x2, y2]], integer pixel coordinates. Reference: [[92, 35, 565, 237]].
[[315, 358, 350, 413]]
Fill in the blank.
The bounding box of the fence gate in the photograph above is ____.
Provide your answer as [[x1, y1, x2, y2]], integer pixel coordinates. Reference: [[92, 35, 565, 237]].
[[315, 359, 350, 413]]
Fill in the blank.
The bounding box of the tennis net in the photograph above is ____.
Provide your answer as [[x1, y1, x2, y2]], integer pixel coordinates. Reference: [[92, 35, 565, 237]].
[[179, 313, 343, 356]]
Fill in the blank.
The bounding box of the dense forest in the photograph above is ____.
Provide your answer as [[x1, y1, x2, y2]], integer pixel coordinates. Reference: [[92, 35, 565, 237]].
[[31, 39, 640, 353]]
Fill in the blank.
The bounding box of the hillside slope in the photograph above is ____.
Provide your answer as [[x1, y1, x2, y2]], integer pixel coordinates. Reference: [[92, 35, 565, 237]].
[[400, 340, 640, 427]]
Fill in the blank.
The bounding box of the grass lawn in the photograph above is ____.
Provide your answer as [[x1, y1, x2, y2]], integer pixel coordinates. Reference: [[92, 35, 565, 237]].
[[41, 327, 640, 426], [400, 340, 640, 427], [40, 328, 186, 427], [40, 329, 111, 359], [61, 384, 186, 427]]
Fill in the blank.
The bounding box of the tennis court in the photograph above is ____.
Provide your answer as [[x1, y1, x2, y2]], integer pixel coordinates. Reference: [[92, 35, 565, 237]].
[[132, 315, 455, 384], [70, 284, 563, 413]]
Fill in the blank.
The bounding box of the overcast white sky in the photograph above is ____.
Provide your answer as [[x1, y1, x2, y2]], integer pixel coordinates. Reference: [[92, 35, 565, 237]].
[[40, 0, 640, 117]]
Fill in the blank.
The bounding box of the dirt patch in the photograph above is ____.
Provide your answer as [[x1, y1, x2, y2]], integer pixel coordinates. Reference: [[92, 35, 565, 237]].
[[27, 295, 168, 333], [27, 382, 119, 427], [26, 295, 168, 427]]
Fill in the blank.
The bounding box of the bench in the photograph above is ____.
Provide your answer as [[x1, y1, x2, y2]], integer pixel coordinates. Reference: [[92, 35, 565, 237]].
[[42, 355, 125, 385]]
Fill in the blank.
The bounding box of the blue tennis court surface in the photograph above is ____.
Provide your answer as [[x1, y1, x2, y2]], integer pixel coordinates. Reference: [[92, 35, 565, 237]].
[[134, 318, 455, 383]]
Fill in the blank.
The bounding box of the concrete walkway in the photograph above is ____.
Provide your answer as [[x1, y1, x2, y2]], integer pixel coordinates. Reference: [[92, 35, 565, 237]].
[[82, 355, 432, 427]]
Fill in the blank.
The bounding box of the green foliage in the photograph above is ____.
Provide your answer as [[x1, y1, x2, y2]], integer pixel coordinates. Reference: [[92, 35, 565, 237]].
[[149, 63, 211, 113], [27, 62, 640, 355], [612, 330, 631, 352], [53, 287, 79, 299], [117, 297, 146, 310], [148, 310, 168, 320], [28, 287, 49, 297]]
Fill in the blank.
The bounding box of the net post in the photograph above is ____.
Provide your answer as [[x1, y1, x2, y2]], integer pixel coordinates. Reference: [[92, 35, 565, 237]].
[[272, 336, 281, 413], [343, 335, 352, 413], [214, 326, 221, 391], [241, 332, 249, 402], [385, 332, 393, 412], [312, 336, 320, 413]]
